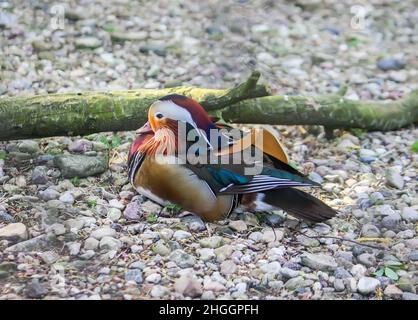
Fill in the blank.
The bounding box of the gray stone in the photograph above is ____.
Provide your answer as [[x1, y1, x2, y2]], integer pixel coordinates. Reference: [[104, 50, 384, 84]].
[[109, 199, 125, 210], [0, 262, 17, 279], [199, 236, 223, 248], [0, 211, 15, 223], [220, 260, 237, 275], [262, 228, 284, 243], [129, 261, 145, 269], [334, 279, 345, 292], [67, 242, 81, 255], [370, 192, 385, 203], [229, 220, 247, 232], [397, 230, 415, 239], [182, 215, 206, 232], [90, 227, 116, 240], [39, 188, 60, 201], [384, 284, 403, 299], [64, 8, 87, 21], [107, 208, 122, 222], [59, 192, 75, 204], [260, 261, 281, 275], [123, 200, 141, 220], [301, 253, 337, 271], [169, 249, 196, 268], [125, 269, 143, 284], [198, 248, 215, 261], [152, 241, 171, 256], [65, 218, 85, 231], [381, 213, 402, 230], [158, 228, 174, 241], [280, 267, 300, 279], [111, 31, 148, 42], [145, 273, 161, 284], [40, 250, 60, 265], [389, 70, 408, 82], [357, 253, 377, 267], [248, 231, 263, 242], [285, 276, 306, 290], [409, 251, 418, 261], [54, 155, 108, 178], [98, 267, 110, 274], [139, 43, 167, 57], [377, 58, 405, 71], [313, 223, 331, 235], [214, 245, 234, 263], [173, 230, 192, 240], [0, 11, 17, 27], [5, 234, 54, 252], [398, 277, 415, 293], [334, 267, 352, 279], [68, 139, 93, 153], [75, 37, 102, 49], [359, 149, 377, 163], [151, 285, 170, 298], [309, 171, 324, 184], [401, 207, 418, 223], [361, 224, 381, 238], [31, 166, 48, 184], [351, 264, 367, 278], [80, 250, 95, 260], [357, 277, 380, 295], [402, 292, 418, 300], [18, 140, 39, 154], [25, 279, 47, 298], [46, 223, 66, 236], [99, 236, 122, 251], [385, 167, 404, 189], [337, 139, 358, 152], [376, 204, 396, 216]]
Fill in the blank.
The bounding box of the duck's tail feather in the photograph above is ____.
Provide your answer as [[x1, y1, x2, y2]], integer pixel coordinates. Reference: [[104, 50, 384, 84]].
[[262, 188, 338, 223]]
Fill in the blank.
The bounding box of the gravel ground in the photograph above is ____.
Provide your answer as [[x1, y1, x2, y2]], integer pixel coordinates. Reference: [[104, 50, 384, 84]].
[[0, 0, 417, 300]]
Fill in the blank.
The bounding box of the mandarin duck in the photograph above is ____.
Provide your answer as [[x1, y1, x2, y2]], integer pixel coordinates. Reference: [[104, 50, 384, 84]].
[[128, 94, 337, 223]]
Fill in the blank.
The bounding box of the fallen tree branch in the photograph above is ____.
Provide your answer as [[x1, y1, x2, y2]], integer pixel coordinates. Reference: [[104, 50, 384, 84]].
[[0, 71, 269, 140], [201, 71, 270, 111], [220, 90, 418, 131], [0, 71, 417, 141]]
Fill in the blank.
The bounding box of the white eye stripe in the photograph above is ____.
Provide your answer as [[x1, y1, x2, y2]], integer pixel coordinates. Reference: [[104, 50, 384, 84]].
[[152, 100, 193, 123], [151, 100, 213, 149]]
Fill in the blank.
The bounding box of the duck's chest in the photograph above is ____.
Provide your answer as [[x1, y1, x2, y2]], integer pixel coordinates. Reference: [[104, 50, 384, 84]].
[[134, 156, 233, 220]]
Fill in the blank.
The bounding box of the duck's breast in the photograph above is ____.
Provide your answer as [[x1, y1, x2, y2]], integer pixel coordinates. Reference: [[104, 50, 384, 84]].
[[135, 156, 233, 220]]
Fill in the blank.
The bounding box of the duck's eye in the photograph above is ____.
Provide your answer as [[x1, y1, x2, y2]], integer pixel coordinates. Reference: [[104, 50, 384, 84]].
[[155, 112, 164, 119]]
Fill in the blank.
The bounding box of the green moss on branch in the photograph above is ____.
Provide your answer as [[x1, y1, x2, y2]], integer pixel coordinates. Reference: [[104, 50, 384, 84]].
[[219, 90, 418, 131]]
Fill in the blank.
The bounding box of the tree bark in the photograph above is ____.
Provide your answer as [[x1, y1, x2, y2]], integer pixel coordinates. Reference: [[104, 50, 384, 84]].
[[219, 90, 418, 131], [0, 72, 269, 140], [0, 71, 417, 140]]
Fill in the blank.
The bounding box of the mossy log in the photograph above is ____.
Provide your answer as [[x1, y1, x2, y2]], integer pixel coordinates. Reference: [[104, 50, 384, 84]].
[[0, 71, 417, 140], [0, 72, 269, 140], [220, 90, 418, 131]]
